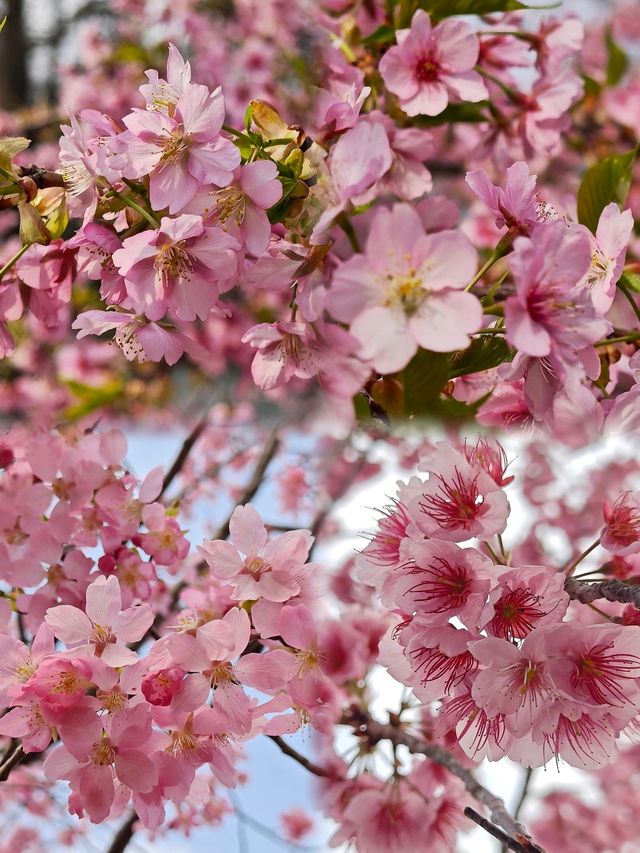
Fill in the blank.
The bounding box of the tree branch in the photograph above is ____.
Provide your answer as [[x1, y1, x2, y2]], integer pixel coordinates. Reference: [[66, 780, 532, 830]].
[[465, 807, 537, 853], [268, 735, 338, 779], [212, 425, 281, 542], [132, 425, 282, 648], [565, 577, 640, 608], [159, 415, 208, 498], [343, 708, 545, 852], [106, 811, 138, 853]]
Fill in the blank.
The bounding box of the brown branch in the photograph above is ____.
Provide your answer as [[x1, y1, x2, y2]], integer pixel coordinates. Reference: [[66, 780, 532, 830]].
[[106, 811, 138, 853], [132, 425, 282, 649], [268, 735, 338, 779], [343, 709, 545, 852], [159, 415, 208, 498], [212, 425, 281, 543], [0, 743, 24, 781], [466, 807, 536, 853], [565, 577, 640, 609]]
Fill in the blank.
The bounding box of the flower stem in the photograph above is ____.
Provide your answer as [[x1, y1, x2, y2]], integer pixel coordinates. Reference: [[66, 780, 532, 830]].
[[465, 244, 508, 293], [595, 332, 640, 346], [564, 537, 601, 577], [108, 187, 160, 229], [0, 242, 31, 280], [617, 279, 640, 325]]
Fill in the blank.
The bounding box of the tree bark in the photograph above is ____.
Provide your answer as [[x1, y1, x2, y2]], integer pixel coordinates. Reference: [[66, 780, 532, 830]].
[[0, 0, 29, 109]]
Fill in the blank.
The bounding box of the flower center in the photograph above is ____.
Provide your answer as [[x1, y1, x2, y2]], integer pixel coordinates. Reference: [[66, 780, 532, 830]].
[[585, 249, 609, 288], [114, 321, 147, 362], [416, 54, 441, 83], [214, 187, 246, 225], [160, 130, 191, 164], [90, 737, 116, 766], [244, 555, 270, 577], [154, 242, 194, 281], [384, 273, 425, 314], [90, 623, 116, 655]]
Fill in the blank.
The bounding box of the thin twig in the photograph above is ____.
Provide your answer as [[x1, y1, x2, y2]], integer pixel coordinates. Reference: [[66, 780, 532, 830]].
[[132, 426, 281, 648], [212, 425, 281, 542], [466, 807, 535, 853], [160, 415, 208, 498], [502, 767, 535, 853], [268, 735, 337, 779], [343, 709, 545, 852]]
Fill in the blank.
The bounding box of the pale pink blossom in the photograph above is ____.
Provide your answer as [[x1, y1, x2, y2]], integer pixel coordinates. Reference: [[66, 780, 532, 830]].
[[198, 504, 312, 602], [114, 82, 240, 213], [329, 204, 482, 373], [44, 575, 153, 666]]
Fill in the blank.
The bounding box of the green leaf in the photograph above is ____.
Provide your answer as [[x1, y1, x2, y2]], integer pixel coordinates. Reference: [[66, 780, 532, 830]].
[[403, 349, 450, 416], [0, 16, 6, 33], [411, 102, 489, 127], [606, 28, 629, 87], [62, 379, 124, 421], [418, 0, 553, 19], [577, 148, 637, 234], [620, 271, 640, 293], [361, 24, 396, 46], [449, 334, 513, 379]]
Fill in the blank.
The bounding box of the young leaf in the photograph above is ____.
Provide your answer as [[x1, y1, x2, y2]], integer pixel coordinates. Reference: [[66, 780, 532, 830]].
[[361, 24, 396, 46], [577, 148, 637, 234], [449, 335, 513, 379], [418, 0, 548, 20], [403, 349, 450, 416], [620, 272, 640, 294], [606, 28, 629, 87]]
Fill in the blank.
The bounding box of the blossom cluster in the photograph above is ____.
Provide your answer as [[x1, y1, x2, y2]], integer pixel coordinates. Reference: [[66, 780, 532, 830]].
[[0, 424, 388, 829], [0, 1, 639, 438], [359, 438, 640, 770]]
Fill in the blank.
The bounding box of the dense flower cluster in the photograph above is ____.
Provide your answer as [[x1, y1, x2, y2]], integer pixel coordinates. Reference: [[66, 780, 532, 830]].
[[0, 0, 639, 438], [2, 0, 640, 850]]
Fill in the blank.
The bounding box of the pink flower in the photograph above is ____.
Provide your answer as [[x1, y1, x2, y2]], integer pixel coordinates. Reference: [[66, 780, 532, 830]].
[[545, 623, 640, 710], [336, 786, 430, 853], [198, 504, 312, 602], [505, 222, 610, 359], [470, 632, 557, 735], [581, 203, 633, 313], [465, 161, 549, 234], [43, 705, 157, 823], [44, 575, 153, 666], [379, 10, 487, 117], [115, 82, 240, 213], [411, 443, 510, 542], [602, 491, 640, 555], [72, 309, 207, 365], [190, 160, 283, 255], [280, 808, 314, 843], [141, 666, 185, 707], [310, 121, 392, 240], [401, 623, 479, 702], [329, 204, 482, 373], [357, 112, 433, 202], [112, 214, 239, 322], [66, 223, 125, 304], [139, 42, 192, 114], [242, 318, 368, 397], [397, 540, 492, 629], [480, 566, 569, 641]]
